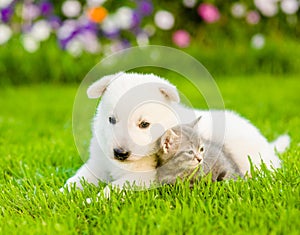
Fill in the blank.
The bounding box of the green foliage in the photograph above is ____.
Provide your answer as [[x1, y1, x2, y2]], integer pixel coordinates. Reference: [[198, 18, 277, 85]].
[[1, 36, 300, 85], [186, 36, 300, 77], [1, 0, 300, 85], [0, 37, 102, 86], [0, 75, 299, 234]]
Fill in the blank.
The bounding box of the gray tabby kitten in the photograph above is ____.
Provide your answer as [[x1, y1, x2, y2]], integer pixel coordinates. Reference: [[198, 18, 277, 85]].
[[155, 117, 243, 185]]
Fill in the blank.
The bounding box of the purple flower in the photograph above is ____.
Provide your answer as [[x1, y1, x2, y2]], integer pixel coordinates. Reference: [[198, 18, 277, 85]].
[[57, 21, 78, 49], [83, 21, 98, 33], [39, 2, 53, 16], [1, 7, 13, 23], [102, 29, 120, 39], [197, 3, 220, 23], [59, 29, 80, 49], [138, 0, 153, 16], [131, 11, 142, 28], [58, 20, 100, 50], [58, 37, 69, 50], [49, 16, 61, 30], [121, 39, 131, 48]]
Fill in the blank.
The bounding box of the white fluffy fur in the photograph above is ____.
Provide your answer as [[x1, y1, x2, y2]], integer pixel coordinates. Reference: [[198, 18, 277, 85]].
[[63, 72, 290, 192]]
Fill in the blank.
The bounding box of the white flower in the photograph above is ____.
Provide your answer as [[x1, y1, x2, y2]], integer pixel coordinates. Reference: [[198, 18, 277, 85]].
[[66, 38, 82, 57], [57, 20, 77, 40], [254, 0, 278, 17], [87, 0, 107, 7], [143, 24, 156, 37], [136, 33, 149, 46], [0, 0, 13, 9], [101, 15, 119, 34], [30, 20, 52, 42], [281, 0, 299, 15], [66, 31, 101, 56], [182, 0, 197, 8], [80, 31, 101, 54], [0, 24, 12, 45], [62, 0, 82, 18], [115, 7, 133, 30], [251, 34, 265, 49], [231, 3, 247, 18], [154, 10, 175, 30], [22, 34, 40, 53]]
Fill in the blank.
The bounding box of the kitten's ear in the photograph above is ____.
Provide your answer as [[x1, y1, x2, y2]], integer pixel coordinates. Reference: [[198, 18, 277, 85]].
[[160, 129, 178, 154], [189, 116, 202, 128], [87, 72, 124, 99]]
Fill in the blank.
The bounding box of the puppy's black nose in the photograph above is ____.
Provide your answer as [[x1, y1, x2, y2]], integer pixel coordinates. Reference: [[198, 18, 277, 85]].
[[113, 148, 130, 160]]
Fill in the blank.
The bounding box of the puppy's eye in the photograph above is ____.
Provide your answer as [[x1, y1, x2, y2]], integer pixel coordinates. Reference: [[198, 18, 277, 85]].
[[108, 116, 117, 125], [138, 121, 150, 129]]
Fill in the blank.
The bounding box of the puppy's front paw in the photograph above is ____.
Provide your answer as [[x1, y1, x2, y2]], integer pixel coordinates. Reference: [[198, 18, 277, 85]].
[[59, 184, 72, 193], [85, 187, 110, 205], [59, 187, 66, 193], [85, 196, 99, 204], [102, 186, 111, 199], [59, 182, 81, 193], [100, 185, 125, 200]]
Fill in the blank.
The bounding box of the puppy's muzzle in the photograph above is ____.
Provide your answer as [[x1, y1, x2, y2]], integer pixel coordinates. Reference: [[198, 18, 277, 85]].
[[113, 148, 130, 160]]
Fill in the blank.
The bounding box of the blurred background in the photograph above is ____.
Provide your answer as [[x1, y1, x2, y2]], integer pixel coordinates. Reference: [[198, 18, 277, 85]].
[[0, 0, 299, 85]]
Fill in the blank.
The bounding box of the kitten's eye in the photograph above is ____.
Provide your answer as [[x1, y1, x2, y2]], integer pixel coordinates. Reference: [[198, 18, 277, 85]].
[[199, 146, 204, 152], [188, 150, 194, 155], [108, 116, 117, 125], [138, 121, 150, 129]]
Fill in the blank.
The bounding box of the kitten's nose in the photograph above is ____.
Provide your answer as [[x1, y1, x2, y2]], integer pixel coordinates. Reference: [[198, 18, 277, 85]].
[[195, 154, 203, 163], [113, 148, 130, 160]]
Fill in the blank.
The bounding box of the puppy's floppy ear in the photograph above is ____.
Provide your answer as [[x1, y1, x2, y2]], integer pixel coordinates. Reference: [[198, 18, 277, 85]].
[[87, 72, 124, 99], [159, 85, 180, 103], [189, 116, 202, 128], [160, 129, 178, 154]]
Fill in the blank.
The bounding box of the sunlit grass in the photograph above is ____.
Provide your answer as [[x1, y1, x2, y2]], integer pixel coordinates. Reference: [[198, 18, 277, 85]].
[[0, 75, 299, 234]]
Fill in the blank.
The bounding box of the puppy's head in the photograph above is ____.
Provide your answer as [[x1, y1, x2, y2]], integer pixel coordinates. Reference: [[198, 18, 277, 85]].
[[87, 72, 181, 164]]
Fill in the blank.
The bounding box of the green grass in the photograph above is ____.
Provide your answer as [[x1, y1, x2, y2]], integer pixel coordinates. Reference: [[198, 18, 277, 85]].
[[1, 36, 300, 85], [0, 75, 299, 234]]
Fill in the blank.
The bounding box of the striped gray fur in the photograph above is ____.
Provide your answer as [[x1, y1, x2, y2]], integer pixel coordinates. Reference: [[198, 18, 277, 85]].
[[155, 117, 243, 185]]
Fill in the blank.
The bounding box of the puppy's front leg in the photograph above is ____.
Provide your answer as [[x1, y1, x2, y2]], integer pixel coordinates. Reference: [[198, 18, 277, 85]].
[[64, 163, 99, 189], [102, 171, 157, 198]]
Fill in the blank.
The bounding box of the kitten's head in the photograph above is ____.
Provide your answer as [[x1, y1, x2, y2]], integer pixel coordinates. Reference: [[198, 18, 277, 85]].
[[157, 116, 205, 167], [156, 117, 206, 184]]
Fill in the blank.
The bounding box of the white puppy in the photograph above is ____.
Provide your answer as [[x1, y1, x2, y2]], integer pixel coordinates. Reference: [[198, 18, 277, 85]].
[[63, 72, 290, 191]]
